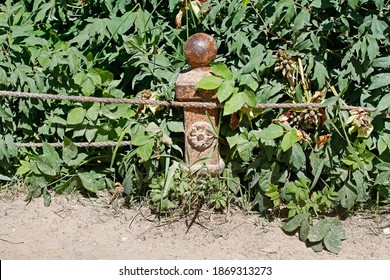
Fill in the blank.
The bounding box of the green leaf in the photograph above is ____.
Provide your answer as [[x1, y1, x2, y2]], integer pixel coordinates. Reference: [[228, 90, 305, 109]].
[[223, 91, 246, 115], [300, 219, 310, 242], [289, 143, 306, 171], [74, 72, 88, 91], [223, 166, 241, 194], [196, 76, 224, 90], [310, 151, 325, 190], [210, 62, 233, 80], [293, 9, 310, 33], [241, 0, 250, 7], [44, 144, 61, 167], [162, 161, 180, 199], [374, 92, 390, 117], [257, 124, 284, 140], [63, 137, 78, 164], [309, 241, 324, 252], [374, 0, 384, 9], [16, 160, 33, 175], [94, 123, 115, 142], [239, 74, 258, 91], [352, 170, 369, 202], [34, 3, 52, 22], [135, 139, 154, 162], [43, 188, 51, 207], [145, 122, 161, 135], [85, 128, 98, 143], [338, 185, 357, 210], [25, 175, 46, 200], [74, 70, 101, 96], [23, 36, 49, 47], [56, 176, 78, 195], [232, 7, 247, 29], [281, 129, 298, 152], [131, 134, 151, 146], [36, 143, 61, 177], [226, 133, 242, 148], [341, 155, 359, 169], [0, 174, 12, 181], [122, 176, 133, 195], [237, 138, 256, 162], [308, 219, 346, 253], [66, 153, 88, 167], [282, 213, 310, 232], [378, 136, 389, 154], [100, 104, 130, 120], [0, 107, 12, 120], [366, 35, 379, 62], [371, 15, 388, 39], [167, 121, 184, 133], [325, 220, 346, 252], [67, 107, 86, 125], [242, 89, 256, 107], [310, 32, 320, 51], [88, 68, 102, 83], [294, 32, 312, 50], [377, 162, 390, 171], [4, 134, 17, 157], [94, 68, 114, 84], [217, 80, 235, 103], [35, 156, 56, 177], [265, 184, 281, 206], [324, 229, 344, 254], [369, 73, 390, 90], [312, 61, 329, 88], [372, 57, 390, 68], [375, 171, 390, 185], [78, 172, 105, 193], [347, 0, 360, 9], [307, 219, 328, 242], [86, 102, 100, 121]]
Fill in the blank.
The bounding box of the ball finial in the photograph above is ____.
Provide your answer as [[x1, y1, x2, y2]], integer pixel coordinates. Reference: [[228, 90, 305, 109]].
[[184, 33, 217, 69]]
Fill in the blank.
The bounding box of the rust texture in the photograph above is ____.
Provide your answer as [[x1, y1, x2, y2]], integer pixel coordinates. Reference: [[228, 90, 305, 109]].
[[176, 33, 224, 175], [183, 33, 217, 69], [175, 68, 217, 102]]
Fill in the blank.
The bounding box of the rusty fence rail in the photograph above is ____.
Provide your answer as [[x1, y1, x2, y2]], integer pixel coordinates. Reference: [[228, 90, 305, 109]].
[[0, 90, 377, 112], [0, 89, 377, 149]]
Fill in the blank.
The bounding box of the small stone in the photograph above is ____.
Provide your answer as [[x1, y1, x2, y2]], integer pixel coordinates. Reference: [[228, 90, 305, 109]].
[[383, 228, 390, 235]]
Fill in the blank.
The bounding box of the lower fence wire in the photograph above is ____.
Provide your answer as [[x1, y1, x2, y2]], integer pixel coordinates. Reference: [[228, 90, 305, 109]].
[[14, 141, 132, 148]]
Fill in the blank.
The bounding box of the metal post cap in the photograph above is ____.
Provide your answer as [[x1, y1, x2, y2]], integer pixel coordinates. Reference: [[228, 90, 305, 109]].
[[184, 33, 217, 69]]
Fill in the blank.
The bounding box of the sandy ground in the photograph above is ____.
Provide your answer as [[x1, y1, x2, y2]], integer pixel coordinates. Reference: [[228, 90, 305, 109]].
[[0, 189, 389, 260]]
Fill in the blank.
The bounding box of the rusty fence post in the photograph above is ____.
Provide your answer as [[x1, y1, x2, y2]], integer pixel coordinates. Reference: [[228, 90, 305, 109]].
[[175, 33, 225, 176]]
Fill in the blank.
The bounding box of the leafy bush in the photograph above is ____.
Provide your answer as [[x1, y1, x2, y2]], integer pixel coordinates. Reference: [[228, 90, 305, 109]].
[[1, 0, 389, 253]]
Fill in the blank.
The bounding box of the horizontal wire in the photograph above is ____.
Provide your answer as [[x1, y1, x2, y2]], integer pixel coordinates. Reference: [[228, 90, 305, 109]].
[[14, 141, 132, 148], [1, 90, 381, 148], [0, 90, 377, 111]]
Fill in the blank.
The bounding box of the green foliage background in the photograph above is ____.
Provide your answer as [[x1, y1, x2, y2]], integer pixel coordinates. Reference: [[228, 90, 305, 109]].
[[0, 0, 389, 252]]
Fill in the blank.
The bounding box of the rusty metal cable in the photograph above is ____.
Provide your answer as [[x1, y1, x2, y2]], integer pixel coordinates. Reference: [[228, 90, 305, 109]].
[[14, 141, 132, 148], [0, 90, 377, 112], [0, 90, 381, 148]]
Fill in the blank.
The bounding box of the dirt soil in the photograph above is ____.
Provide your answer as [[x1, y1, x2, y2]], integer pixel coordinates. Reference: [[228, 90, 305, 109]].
[[0, 189, 389, 260]]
